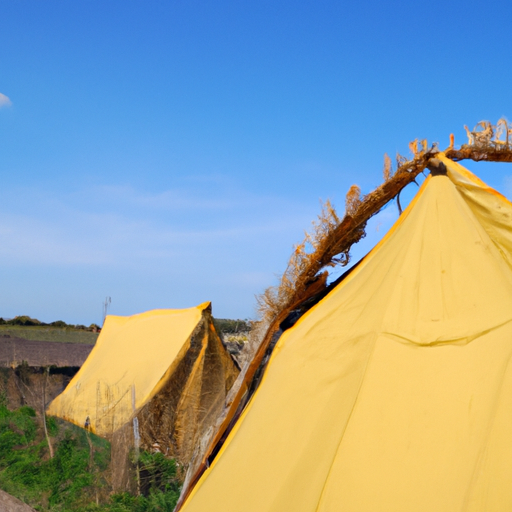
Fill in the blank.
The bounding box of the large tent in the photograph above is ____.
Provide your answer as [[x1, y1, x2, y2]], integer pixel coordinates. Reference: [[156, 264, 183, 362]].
[[180, 156, 512, 511], [47, 302, 239, 467]]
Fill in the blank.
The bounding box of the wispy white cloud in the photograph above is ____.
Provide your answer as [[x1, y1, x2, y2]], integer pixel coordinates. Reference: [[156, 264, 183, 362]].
[[0, 93, 12, 108], [0, 183, 312, 269], [92, 184, 233, 211], [89, 182, 301, 214], [0, 213, 115, 266], [0, 209, 310, 268], [0, 182, 321, 320]]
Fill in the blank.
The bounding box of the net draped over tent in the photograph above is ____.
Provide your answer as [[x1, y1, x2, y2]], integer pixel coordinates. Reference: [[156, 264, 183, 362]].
[[47, 302, 239, 465], [180, 156, 512, 512]]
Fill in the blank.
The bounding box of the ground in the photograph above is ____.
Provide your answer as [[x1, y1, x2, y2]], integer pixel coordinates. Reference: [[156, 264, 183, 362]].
[[0, 335, 93, 368]]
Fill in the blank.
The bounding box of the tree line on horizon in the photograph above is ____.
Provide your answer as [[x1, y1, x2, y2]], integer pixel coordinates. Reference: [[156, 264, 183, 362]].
[[0, 315, 252, 334], [0, 316, 100, 331]]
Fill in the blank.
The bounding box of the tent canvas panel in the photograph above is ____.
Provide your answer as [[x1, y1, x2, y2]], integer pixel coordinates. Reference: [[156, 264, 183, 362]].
[[180, 159, 512, 512], [47, 305, 208, 435], [47, 302, 239, 467], [136, 318, 239, 463]]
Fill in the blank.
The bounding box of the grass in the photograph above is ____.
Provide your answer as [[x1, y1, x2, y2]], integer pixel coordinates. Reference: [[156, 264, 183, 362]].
[[0, 325, 98, 344], [0, 400, 180, 511]]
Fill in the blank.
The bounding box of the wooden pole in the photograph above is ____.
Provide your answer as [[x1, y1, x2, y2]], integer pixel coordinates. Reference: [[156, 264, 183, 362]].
[[42, 367, 54, 458]]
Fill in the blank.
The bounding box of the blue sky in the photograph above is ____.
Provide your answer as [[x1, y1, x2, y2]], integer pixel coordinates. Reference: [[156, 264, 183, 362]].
[[1, 1, 512, 324]]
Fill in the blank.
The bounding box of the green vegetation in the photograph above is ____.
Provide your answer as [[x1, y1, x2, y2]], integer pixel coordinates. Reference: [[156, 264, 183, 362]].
[[0, 323, 99, 344], [0, 400, 180, 511], [0, 316, 97, 330], [213, 317, 252, 334]]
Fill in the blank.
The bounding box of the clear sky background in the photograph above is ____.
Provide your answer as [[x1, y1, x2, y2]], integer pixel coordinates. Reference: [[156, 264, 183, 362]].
[[1, 1, 512, 325]]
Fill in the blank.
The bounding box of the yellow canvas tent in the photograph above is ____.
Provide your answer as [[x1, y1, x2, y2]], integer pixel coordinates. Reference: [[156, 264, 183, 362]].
[[47, 302, 239, 466], [180, 156, 512, 512]]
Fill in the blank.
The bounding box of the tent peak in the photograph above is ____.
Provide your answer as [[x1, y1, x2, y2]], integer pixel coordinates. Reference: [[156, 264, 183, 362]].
[[426, 157, 447, 177]]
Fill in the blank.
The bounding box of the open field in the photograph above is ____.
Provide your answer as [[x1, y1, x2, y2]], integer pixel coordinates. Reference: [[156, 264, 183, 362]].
[[0, 336, 93, 368], [0, 326, 99, 344]]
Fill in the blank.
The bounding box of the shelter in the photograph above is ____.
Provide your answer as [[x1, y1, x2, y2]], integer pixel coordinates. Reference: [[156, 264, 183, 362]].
[[180, 156, 512, 512], [47, 302, 239, 467]]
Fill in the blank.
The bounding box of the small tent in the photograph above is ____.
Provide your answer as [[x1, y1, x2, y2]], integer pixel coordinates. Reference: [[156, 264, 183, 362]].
[[179, 156, 512, 512], [47, 302, 239, 468]]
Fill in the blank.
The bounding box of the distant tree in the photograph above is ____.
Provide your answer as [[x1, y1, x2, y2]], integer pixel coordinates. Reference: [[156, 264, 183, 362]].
[[8, 316, 42, 326], [50, 320, 68, 328], [213, 318, 252, 334]]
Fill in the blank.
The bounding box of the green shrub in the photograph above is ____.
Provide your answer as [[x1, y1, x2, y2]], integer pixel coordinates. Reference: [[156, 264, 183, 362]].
[[0, 405, 38, 462], [138, 451, 179, 495], [50, 320, 68, 328], [8, 316, 42, 326], [213, 317, 252, 334], [46, 416, 59, 437], [0, 407, 181, 511]]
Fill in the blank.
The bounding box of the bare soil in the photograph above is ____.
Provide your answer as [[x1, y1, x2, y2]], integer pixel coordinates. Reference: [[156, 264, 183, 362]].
[[0, 335, 93, 368], [0, 489, 36, 511]]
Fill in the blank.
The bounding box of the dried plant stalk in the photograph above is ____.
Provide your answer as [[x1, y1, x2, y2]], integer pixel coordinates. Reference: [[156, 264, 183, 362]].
[[256, 198, 341, 331], [383, 153, 392, 181]]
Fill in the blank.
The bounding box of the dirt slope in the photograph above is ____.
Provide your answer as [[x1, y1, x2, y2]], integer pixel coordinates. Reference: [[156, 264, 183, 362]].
[[0, 489, 36, 511]]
